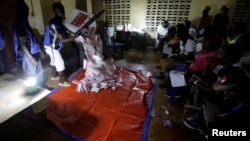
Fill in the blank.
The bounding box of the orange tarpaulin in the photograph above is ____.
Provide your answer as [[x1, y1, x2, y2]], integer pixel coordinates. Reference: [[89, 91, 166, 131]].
[[45, 67, 156, 141]]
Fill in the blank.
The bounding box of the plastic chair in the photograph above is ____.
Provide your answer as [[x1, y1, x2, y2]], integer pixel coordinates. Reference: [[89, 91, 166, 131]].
[[168, 69, 187, 104], [104, 27, 124, 60]]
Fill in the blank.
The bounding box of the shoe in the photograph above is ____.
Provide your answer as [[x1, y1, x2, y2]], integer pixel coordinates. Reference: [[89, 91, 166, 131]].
[[183, 118, 197, 130], [59, 81, 71, 87], [164, 92, 181, 98], [51, 76, 59, 80]]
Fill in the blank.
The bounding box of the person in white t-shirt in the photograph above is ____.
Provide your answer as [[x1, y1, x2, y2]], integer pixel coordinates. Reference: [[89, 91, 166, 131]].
[[155, 20, 171, 53]]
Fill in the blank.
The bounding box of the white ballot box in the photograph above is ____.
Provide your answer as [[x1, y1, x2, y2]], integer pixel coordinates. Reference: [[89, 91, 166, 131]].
[[63, 9, 96, 33]]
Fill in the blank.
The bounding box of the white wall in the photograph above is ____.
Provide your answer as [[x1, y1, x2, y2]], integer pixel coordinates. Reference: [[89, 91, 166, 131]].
[[28, 0, 239, 44], [25, 0, 44, 35], [130, 0, 147, 30], [189, 0, 237, 28]]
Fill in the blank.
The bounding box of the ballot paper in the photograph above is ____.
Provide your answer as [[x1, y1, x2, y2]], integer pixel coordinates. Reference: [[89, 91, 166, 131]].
[[63, 9, 96, 33], [169, 70, 186, 87]]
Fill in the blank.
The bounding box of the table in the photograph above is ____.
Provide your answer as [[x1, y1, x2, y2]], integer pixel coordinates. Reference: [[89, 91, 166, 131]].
[[0, 73, 51, 124], [115, 30, 147, 57]]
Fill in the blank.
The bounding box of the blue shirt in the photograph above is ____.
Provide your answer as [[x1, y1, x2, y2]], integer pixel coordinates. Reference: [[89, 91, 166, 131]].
[[13, 21, 41, 61], [43, 17, 68, 50], [0, 26, 6, 49]]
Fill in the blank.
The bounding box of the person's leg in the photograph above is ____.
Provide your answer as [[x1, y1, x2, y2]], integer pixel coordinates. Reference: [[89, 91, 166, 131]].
[[22, 57, 35, 80], [154, 38, 159, 50], [45, 46, 59, 80], [50, 49, 70, 87], [58, 71, 66, 83], [183, 110, 207, 135], [157, 38, 165, 52], [35, 58, 46, 88], [157, 59, 165, 78], [193, 111, 208, 133], [50, 66, 58, 79], [158, 62, 177, 89], [2, 49, 12, 74], [16, 60, 24, 77]]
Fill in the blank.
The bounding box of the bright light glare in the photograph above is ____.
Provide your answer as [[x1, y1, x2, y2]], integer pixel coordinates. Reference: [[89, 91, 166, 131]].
[[140, 25, 146, 29], [24, 77, 36, 87]]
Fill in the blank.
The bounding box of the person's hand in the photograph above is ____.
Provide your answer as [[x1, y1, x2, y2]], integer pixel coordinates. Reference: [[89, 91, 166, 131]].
[[75, 30, 82, 36], [188, 75, 197, 85], [69, 32, 76, 37], [30, 58, 38, 66]]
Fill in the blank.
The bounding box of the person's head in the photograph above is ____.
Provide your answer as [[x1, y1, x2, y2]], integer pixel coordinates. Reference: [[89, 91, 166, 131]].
[[202, 6, 211, 17], [52, 2, 65, 19], [220, 5, 230, 15], [176, 23, 188, 40], [212, 66, 248, 101], [162, 20, 169, 28], [15, 0, 29, 21]]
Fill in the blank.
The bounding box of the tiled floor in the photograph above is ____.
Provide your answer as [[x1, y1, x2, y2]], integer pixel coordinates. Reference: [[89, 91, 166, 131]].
[[0, 46, 206, 141]]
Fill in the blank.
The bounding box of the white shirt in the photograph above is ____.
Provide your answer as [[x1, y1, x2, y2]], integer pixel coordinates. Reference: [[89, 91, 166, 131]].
[[189, 27, 198, 40], [180, 39, 196, 55], [156, 24, 170, 37]]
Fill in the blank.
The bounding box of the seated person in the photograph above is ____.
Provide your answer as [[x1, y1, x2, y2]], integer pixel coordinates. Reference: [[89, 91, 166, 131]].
[[185, 25, 222, 79], [154, 20, 171, 53], [184, 66, 250, 139], [168, 23, 196, 62], [157, 26, 181, 78], [158, 23, 196, 89], [162, 25, 222, 98], [183, 42, 248, 129]]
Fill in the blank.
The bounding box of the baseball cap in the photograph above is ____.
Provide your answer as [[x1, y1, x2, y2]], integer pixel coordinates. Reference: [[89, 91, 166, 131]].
[[162, 20, 169, 28], [212, 66, 245, 91]]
